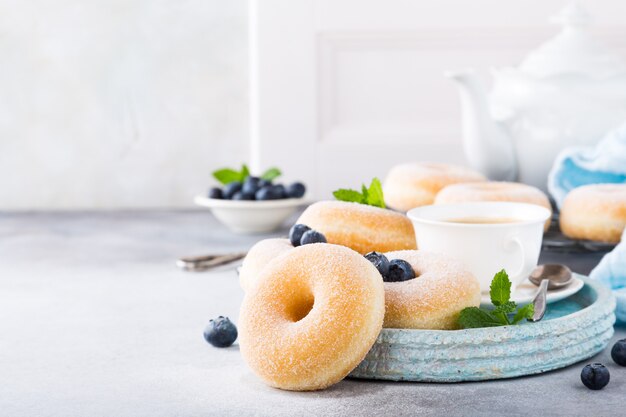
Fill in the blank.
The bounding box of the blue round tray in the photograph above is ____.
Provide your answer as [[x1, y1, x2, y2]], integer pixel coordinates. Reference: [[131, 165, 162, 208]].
[[350, 275, 616, 382]]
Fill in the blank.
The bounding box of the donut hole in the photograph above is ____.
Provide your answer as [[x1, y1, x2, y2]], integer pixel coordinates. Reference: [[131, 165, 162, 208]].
[[285, 292, 315, 322]]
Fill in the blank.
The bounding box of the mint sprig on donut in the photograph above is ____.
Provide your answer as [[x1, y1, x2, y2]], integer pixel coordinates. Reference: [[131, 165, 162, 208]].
[[333, 178, 386, 208], [458, 270, 534, 329]]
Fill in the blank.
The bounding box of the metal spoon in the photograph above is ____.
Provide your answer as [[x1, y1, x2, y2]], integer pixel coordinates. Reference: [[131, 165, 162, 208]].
[[176, 252, 247, 272], [528, 264, 573, 322]]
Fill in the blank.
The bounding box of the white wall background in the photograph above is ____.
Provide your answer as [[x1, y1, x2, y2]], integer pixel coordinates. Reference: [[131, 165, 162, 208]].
[[0, 0, 248, 209], [2, 0, 625, 209]]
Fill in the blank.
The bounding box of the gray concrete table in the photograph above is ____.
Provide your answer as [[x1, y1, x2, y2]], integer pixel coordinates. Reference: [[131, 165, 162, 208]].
[[1, 210, 625, 417]]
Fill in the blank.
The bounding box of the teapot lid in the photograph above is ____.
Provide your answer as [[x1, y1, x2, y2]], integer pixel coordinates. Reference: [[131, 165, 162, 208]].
[[519, 3, 626, 79]]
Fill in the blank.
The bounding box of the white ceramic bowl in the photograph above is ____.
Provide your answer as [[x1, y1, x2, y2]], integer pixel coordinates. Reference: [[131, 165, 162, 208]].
[[194, 195, 306, 234]]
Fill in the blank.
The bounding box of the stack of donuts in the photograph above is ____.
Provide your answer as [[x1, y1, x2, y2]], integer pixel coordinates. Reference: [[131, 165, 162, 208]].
[[384, 162, 553, 231], [238, 191, 481, 391], [382, 161, 626, 242]]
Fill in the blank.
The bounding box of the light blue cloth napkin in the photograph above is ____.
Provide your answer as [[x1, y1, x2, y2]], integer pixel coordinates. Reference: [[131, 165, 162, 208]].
[[548, 121, 626, 209], [590, 229, 626, 323]]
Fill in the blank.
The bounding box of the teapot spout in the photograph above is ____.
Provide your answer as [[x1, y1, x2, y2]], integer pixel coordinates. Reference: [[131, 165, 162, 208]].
[[446, 69, 517, 181]]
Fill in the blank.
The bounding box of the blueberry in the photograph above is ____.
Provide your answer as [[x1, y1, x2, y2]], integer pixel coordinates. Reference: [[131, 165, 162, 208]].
[[273, 184, 287, 199], [611, 339, 626, 366], [286, 182, 306, 198], [208, 187, 223, 199], [300, 230, 327, 245], [232, 191, 255, 200], [289, 224, 311, 247], [581, 363, 610, 390], [258, 179, 272, 188], [385, 259, 416, 282], [242, 176, 260, 195], [364, 252, 390, 277], [223, 182, 242, 199], [255, 186, 281, 200], [203, 316, 238, 348]]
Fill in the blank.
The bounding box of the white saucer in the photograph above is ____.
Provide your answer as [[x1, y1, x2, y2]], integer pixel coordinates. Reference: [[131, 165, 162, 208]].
[[480, 273, 585, 307]]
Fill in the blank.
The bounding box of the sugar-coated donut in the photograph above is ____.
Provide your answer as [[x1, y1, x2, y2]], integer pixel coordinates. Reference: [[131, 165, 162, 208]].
[[384, 162, 486, 212], [383, 250, 481, 330], [560, 184, 626, 243], [239, 244, 385, 391], [435, 181, 552, 231], [239, 238, 293, 292], [296, 201, 416, 254]]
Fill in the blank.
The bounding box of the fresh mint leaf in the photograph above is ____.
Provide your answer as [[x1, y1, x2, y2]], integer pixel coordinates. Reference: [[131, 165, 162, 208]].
[[366, 177, 385, 208], [213, 168, 242, 185], [213, 164, 250, 185], [458, 269, 538, 329], [332, 178, 386, 208], [212, 164, 256, 184], [361, 184, 369, 204], [261, 167, 281, 181], [458, 307, 503, 329], [512, 303, 534, 324], [492, 301, 517, 325], [490, 269, 511, 307], [493, 301, 516, 315], [240, 164, 250, 180], [333, 189, 364, 203]]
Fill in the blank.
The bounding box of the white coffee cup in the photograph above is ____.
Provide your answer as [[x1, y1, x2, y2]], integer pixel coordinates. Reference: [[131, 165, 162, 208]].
[[407, 202, 551, 293]]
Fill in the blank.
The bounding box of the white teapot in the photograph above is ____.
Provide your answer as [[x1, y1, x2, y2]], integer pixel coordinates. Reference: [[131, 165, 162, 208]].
[[447, 3, 626, 191]]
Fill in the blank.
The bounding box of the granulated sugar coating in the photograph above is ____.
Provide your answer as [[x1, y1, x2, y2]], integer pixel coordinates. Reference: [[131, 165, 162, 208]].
[[383, 250, 481, 330], [296, 201, 416, 254], [239, 238, 293, 291], [559, 183, 626, 243], [383, 162, 486, 211], [238, 243, 385, 391]]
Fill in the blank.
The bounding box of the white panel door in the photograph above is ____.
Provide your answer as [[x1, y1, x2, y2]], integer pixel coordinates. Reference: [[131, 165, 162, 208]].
[[250, 0, 626, 200]]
